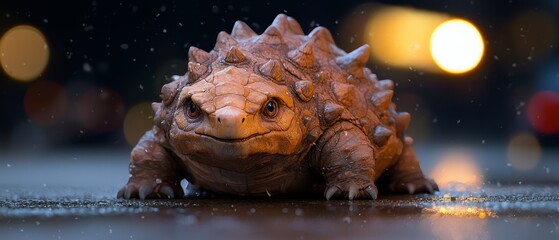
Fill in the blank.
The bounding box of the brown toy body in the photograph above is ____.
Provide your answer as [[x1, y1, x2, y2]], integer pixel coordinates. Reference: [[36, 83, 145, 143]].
[[118, 14, 438, 200]]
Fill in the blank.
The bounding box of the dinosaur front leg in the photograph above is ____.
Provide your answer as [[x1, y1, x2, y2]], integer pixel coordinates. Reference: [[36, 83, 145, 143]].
[[117, 126, 185, 199], [312, 122, 378, 200]]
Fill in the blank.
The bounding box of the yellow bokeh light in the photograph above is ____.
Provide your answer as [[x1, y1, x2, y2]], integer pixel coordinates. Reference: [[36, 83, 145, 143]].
[[430, 150, 483, 189], [365, 6, 448, 72], [507, 133, 541, 171], [0, 25, 49, 82], [123, 102, 155, 146], [430, 19, 485, 74]]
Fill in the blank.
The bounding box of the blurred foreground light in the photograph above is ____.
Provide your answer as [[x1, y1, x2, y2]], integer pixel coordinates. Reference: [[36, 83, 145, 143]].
[[527, 91, 559, 134], [365, 6, 448, 72], [123, 102, 154, 146], [430, 150, 482, 190], [0, 25, 49, 82], [77, 88, 124, 133], [23, 81, 68, 126], [430, 19, 485, 74], [507, 133, 541, 171]]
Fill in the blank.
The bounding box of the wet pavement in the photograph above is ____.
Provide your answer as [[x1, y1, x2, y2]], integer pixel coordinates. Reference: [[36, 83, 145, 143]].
[[1, 146, 559, 239]]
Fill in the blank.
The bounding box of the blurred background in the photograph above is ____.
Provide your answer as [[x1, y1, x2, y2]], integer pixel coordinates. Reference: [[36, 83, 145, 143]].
[[1, 0, 558, 187]]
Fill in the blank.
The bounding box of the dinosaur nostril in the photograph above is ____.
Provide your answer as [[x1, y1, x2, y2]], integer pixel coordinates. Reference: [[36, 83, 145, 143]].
[[217, 117, 221, 123], [242, 117, 245, 123]]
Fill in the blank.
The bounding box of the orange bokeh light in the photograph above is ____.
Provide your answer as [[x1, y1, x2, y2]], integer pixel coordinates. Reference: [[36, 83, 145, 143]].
[[507, 132, 541, 171], [123, 102, 154, 146], [0, 25, 49, 82], [430, 150, 483, 190]]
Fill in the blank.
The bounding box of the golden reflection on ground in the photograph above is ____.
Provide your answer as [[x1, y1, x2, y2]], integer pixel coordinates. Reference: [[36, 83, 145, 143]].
[[424, 205, 497, 219], [422, 193, 495, 240], [425, 212, 490, 240]]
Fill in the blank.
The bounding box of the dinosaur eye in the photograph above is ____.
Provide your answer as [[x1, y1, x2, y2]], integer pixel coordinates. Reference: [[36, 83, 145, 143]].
[[262, 99, 279, 118], [186, 100, 201, 119]]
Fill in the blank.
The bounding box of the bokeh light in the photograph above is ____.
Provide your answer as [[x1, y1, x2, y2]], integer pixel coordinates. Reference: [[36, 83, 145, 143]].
[[430, 150, 483, 190], [23, 81, 68, 126], [527, 91, 559, 134], [507, 132, 541, 171], [509, 10, 557, 60], [76, 88, 124, 133], [365, 6, 448, 73], [123, 102, 154, 146], [0, 25, 49, 82], [430, 19, 485, 74]]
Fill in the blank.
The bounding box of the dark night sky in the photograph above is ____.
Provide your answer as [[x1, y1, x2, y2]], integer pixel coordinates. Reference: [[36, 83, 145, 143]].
[[0, 0, 558, 150]]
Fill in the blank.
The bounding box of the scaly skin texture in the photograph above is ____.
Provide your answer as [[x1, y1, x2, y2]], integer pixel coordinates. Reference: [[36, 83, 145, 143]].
[[117, 14, 438, 200]]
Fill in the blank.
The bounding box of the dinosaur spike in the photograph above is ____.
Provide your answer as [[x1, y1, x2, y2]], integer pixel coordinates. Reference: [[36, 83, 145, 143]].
[[331, 82, 355, 107], [322, 102, 344, 125], [188, 46, 212, 64], [336, 44, 370, 78], [373, 125, 392, 146], [287, 38, 315, 68], [271, 14, 290, 33], [287, 16, 304, 34], [378, 79, 394, 90], [309, 26, 335, 44], [255, 26, 284, 45], [151, 102, 162, 112], [187, 61, 208, 83], [231, 21, 256, 39], [304, 128, 320, 145], [215, 31, 237, 50], [223, 46, 247, 63], [395, 112, 411, 132], [259, 59, 282, 82], [160, 81, 180, 105], [370, 90, 393, 110], [293, 80, 314, 102]]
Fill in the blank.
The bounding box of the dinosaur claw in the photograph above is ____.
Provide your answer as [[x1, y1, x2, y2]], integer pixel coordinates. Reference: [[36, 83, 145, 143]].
[[406, 183, 416, 194], [426, 182, 434, 194], [124, 186, 135, 199], [433, 181, 440, 192], [348, 185, 359, 200], [139, 184, 155, 199], [366, 186, 378, 199], [325, 186, 339, 200], [117, 187, 125, 199], [160, 185, 175, 199]]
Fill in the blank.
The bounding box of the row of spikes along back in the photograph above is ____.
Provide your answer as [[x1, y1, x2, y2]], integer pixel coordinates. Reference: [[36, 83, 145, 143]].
[[182, 14, 410, 135]]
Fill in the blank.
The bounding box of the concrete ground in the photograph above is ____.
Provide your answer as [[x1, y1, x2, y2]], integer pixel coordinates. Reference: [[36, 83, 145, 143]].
[[1, 145, 558, 239]]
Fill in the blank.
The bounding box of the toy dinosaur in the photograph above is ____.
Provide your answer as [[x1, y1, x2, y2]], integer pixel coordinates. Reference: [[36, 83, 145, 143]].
[[118, 14, 438, 200]]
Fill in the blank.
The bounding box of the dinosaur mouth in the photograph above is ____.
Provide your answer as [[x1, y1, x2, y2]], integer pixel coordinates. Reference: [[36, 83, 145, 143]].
[[199, 133, 264, 143]]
